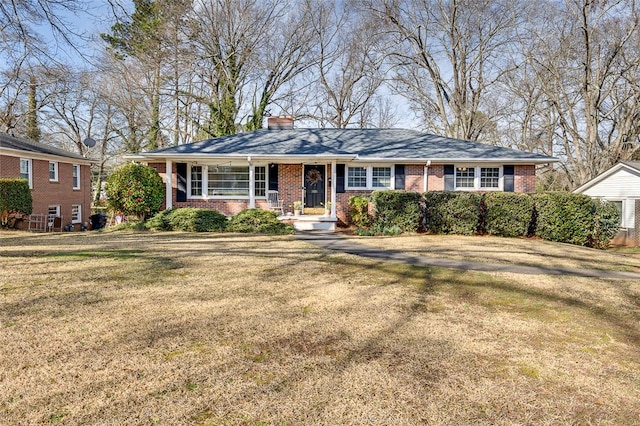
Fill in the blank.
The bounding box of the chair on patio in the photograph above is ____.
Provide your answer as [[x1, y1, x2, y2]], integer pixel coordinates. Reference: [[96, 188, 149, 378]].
[[267, 190, 284, 215]]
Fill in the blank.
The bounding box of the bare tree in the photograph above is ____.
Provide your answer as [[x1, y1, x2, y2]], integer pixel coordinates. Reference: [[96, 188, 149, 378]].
[[304, 2, 387, 128], [521, 0, 640, 187], [366, 0, 524, 140]]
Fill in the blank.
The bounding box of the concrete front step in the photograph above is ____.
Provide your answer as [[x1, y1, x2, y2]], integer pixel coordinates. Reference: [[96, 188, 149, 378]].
[[279, 214, 337, 231]]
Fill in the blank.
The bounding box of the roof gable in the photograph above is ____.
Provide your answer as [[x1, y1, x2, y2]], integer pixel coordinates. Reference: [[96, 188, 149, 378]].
[[143, 128, 557, 163], [574, 161, 640, 194], [0, 133, 87, 161]]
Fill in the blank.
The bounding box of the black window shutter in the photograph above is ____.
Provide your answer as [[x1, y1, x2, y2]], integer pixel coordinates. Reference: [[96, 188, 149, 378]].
[[444, 164, 455, 191], [394, 164, 405, 190], [336, 164, 345, 193], [176, 163, 187, 202], [503, 165, 515, 192], [268, 163, 279, 191]]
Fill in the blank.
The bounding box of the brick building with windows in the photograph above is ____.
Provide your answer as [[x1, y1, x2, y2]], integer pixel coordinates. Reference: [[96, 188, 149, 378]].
[[0, 133, 93, 230], [131, 117, 557, 227]]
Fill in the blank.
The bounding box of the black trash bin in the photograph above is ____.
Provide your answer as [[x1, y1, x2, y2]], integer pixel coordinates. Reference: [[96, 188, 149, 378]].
[[89, 213, 107, 230]]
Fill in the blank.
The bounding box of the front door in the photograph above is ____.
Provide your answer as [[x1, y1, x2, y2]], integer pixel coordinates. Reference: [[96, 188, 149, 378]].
[[304, 165, 325, 208]]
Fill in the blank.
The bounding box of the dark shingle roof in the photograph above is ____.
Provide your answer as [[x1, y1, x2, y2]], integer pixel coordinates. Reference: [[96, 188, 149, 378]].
[[145, 128, 556, 163], [621, 161, 640, 171], [0, 133, 87, 161]]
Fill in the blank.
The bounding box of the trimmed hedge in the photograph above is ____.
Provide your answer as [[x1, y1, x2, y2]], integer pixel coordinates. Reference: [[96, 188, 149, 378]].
[[147, 208, 227, 232], [0, 178, 32, 215], [372, 190, 422, 233], [533, 192, 597, 246], [348, 195, 372, 228], [484, 192, 535, 237], [105, 163, 164, 220], [423, 191, 482, 235], [590, 199, 621, 249], [226, 209, 294, 234], [0, 178, 32, 227]]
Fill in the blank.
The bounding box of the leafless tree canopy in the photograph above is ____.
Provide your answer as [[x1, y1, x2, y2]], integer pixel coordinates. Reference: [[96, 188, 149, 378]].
[[2, 0, 640, 188]]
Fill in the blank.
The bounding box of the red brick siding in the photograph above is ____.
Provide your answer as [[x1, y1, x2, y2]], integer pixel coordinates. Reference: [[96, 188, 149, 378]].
[[405, 165, 424, 191], [514, 165, 536, 193], [428, 164, 445, 191], [153, 161, 538, 224], [0, 154, 91, 230]]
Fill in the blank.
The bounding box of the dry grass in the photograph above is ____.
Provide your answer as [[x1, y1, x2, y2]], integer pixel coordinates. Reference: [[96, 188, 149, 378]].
[[341, 233, 640, 272], [0, 230, 639, 425]]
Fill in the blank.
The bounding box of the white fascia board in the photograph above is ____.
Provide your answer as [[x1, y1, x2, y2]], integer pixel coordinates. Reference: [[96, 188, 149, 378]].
[[355, 156, 558, 164], [0, 147, 94, 165]]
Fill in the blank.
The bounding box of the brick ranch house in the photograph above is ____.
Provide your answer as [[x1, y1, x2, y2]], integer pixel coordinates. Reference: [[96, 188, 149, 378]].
[[131, 117, 557, 226], [0, 133, 93, 230]]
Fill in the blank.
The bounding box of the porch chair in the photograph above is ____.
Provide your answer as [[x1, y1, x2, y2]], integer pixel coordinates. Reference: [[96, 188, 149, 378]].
[[266, 190, 284, 215]]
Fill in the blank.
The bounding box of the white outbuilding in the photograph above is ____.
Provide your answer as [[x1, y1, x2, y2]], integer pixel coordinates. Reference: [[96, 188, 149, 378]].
[[574, 161, 640, 246]]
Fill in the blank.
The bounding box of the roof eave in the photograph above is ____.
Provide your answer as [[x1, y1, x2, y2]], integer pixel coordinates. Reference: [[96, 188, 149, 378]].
[[0, 147, 95, 164]]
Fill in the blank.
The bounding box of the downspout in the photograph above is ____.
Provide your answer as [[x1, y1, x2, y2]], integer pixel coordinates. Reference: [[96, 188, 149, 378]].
[[423, 160, 431, 193]]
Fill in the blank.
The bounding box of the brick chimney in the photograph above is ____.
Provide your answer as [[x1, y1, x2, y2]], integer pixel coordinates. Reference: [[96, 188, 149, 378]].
[[267, 115, 294, 130]]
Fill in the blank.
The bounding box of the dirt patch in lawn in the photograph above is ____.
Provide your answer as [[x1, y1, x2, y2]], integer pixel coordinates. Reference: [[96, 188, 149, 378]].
[[0, 231, 638, 425]]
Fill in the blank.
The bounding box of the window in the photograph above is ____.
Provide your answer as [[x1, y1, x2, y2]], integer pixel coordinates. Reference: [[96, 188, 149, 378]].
[[480, 167, 500, 188], [348, 167, 367, 188], [254, 166, 266, 197], [454, 166, 503, 190], [372, 167, 392, 188], [190, 166, 203, 196], [72, 164, 81, 189], [208, 166, 249, 196], [611, 200, 623, 226], [455, 167, 475, 188], [71, 205, 81, 223], [49, 162, 59, 182], [347, 165, 394, 189], [20, 159, 32, 188], [188, 164, 267, 198]]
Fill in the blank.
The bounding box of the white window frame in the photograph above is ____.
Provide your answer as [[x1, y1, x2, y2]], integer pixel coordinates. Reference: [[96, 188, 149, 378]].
[[346, 164, 394, 190], [187, 163, 268, 199], [71, 204, 82, 224], [49, 161, 59, 182], [454, 165, 503, 191], [20, 158, 32, 188], [72, 164, 81, 189]]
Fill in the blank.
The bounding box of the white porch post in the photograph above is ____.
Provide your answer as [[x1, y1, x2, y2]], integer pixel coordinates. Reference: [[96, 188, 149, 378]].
[[165, 160, 173, 210], [248, 158, 255, 208], [331, 160, 337, 218]]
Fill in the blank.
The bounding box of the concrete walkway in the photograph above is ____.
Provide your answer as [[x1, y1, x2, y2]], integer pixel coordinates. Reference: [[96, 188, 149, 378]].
[[295, 231, 640, 281]]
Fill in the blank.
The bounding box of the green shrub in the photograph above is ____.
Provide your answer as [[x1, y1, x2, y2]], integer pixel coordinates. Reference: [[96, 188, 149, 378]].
[[147, 208, 227, 232], [227, 209, 294, 234], [423, 191, 482, 235], [348, 195, 372, 228], [589, 199, 621, 249], [484, 193, 535, 237], [371, 190, 422, 233], [105, 163, 164, 221], [533, 192, 596, 246], [0, 179, 32, 226]]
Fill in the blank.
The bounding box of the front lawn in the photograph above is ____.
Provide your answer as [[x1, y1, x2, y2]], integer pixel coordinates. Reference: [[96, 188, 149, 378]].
[[0, 231, 638, 424]]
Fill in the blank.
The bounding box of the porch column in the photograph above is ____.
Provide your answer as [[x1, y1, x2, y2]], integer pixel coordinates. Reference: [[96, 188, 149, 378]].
[[331, 160, 337, 218], [165, 160, 173, 210], [248, 159, 255, 208]]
